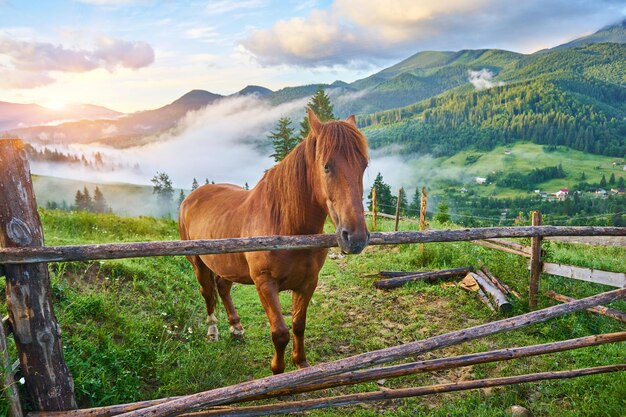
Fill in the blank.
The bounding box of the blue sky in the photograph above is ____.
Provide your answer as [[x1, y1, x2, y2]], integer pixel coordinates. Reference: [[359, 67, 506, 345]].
[[1, 0, 624, 112]]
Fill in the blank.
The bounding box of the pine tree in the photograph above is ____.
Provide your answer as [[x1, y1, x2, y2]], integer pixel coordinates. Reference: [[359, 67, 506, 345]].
[[398, 188, 408, 215], [191, 178, 199, 190], [178, 190, 186, 207], [93, 186, 108, 213], [366, 173, 396, 215], [244, 182, 250, 190], [435, 202, 451, 224], [618, 176, 625, 188], [299, 87, 335, 139], [151, 172, 175, 217], [269, 117, 298, 162], [600, 174, 607, 188], [82, 186, 93, 211], [609, 173, 615, 185], [74, 190, 84, 210], [580, 172, 587, 181], [205, 178, 210, 185], [409, 187, 421, 215]]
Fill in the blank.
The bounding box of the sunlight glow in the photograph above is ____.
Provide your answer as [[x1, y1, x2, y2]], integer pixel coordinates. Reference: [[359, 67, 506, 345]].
[[43, 100, 67, 110]]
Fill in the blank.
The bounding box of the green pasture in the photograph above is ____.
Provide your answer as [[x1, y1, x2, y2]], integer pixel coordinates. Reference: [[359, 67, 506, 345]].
[[0, 210, 624, 416]]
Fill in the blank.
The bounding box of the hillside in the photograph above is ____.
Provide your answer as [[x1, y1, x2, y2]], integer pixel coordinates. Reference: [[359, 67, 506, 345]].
[[361, 43, 626, 159]]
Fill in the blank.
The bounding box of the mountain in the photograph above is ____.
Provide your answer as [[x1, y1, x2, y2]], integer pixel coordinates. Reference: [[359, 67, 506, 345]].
[[237, 85, 273, 96], [550, 19, 626, 51], [361, 43, 626, 159], [0, 102, 122, 131], [7, 89, 223, 148]]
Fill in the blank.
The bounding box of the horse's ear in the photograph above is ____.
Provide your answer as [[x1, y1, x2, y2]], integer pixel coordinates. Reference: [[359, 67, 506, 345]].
[[345, 115, 357, 126], [308, 109, 322, 135]]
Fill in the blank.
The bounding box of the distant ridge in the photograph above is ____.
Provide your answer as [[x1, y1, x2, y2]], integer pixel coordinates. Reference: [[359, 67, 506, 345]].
[[237, 85, 272, 96], [550, 19, 626, 50]]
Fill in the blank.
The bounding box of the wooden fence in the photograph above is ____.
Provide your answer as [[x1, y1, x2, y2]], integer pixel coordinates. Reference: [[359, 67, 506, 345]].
[[0, 138, 625, 416]]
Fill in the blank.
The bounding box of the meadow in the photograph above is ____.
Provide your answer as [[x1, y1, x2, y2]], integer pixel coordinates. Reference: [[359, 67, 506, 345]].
[[436, 142, 625, 198], [0, 210, 624, 416]]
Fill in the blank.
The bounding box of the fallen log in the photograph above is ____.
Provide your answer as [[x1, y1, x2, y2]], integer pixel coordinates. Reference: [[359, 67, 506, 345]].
[[546, 291, 626, 324], [113, 287, 626, 417], [459, 274, 496, 312], [480, 265, 521, 300], [234, 331, 626, 402], [377, 271, 421, 278], [28, 333, 626, 417], [180, 365, 626, 417], [374, 267, 471, 289], [472, 272, 513, 313]]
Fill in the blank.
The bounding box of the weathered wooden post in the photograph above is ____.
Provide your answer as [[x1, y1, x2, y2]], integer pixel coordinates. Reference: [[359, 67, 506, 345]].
[[0, 139, 76, 411], [419, 187, 427, 253], [529, 211, 543, 309], [371, 186, 377, 231], [394, 188, 403, 232]]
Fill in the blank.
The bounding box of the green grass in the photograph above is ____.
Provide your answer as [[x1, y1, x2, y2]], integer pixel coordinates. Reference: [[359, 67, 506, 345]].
[[1, 210, 624, 416], [437, 142, 625, 197]]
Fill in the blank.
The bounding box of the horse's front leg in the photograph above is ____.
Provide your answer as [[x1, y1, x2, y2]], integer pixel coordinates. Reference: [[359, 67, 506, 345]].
[[291, 280, 317, 369], [255, 278, 289, 374]]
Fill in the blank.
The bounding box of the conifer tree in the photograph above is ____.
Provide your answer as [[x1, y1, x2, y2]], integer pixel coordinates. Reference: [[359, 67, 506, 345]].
[[600, 174, 607, 188], [151, 172, 175, 216], [74, 189, 84, 210], [93, 186, 108, 213], [82, 186, 93, 211], [191, 178, 199, 190], [299, 87, 334, 139], [435, 202, 451, 224], [618, 176, 625, 189], [269, 117, 298, 162], [609, 173, 615, 185], [178, 190, 186, 207], [366, 173, 396, 215]]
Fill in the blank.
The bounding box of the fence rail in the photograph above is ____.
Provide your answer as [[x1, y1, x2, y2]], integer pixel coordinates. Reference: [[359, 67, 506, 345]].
[[1, 226, 626, 264]]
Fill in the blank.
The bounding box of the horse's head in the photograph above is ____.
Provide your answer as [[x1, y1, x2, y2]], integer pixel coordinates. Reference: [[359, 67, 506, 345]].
[[306, 110, 370, 254]]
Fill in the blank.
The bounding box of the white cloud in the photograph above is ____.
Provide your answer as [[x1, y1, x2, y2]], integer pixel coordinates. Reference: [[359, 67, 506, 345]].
[[206, 0, 267, 15], [241, 0, 625, 67], [468, 69, 504, 90], [0, 36, 154, 89]]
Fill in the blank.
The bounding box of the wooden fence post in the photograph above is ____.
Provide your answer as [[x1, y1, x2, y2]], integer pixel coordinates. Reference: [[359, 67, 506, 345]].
[[394, 188, 403, 232], [0, 139, 77, 411], [419, 187, 427, 253], [372, 187, 377, 231], [529, 211, 543, 310]]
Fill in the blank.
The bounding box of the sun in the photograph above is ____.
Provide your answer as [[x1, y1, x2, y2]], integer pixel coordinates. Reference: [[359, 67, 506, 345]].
[[43, 100, 67, 111]]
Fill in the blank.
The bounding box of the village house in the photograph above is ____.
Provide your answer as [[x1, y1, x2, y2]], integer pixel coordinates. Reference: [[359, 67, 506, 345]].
[[554, 188, 569, 200]]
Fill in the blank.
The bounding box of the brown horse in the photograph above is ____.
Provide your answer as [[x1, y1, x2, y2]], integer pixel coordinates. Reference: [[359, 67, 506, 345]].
[[178, 110, 369, 374]]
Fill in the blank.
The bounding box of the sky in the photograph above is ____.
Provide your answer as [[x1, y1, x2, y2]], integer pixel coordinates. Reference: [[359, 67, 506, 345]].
[[1, 0, 625, 113]]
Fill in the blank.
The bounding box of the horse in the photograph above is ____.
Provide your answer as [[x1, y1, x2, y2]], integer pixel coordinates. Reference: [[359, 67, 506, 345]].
[[178, 109, 370, 374]]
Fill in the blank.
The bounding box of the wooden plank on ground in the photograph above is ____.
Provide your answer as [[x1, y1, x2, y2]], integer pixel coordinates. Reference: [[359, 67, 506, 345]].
[[542, 262, 626, 288]]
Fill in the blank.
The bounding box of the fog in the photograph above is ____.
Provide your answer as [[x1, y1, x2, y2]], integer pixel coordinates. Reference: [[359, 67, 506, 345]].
[[31, 95, 310, 189]]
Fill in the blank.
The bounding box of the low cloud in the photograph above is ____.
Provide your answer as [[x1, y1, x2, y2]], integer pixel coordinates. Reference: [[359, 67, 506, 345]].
[[30, 95, 309, 189], [468, 69, 504, 90], [240, 0, 624, 67]]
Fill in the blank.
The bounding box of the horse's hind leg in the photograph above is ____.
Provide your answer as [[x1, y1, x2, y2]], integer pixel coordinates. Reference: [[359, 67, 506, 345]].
[[187, 255, 219, 341], [216, 277, 245, 339]]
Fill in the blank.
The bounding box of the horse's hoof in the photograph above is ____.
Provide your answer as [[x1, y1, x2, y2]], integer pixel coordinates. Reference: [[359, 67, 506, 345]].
[[296, 360, 310, 369], [207, 325, 219, 342], [230, 326, 245, 340]]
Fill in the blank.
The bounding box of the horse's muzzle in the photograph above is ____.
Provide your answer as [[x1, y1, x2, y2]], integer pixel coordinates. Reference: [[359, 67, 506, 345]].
[[337, 228, 370, 254]]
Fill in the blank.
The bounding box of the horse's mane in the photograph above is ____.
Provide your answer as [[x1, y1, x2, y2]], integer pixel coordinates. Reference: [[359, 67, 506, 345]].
[[260, 120, 369, 233]]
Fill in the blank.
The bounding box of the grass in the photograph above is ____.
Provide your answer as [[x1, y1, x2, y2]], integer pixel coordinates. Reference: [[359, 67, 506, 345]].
[[1, 210, 624, 416], [437, 142, 625, 197]]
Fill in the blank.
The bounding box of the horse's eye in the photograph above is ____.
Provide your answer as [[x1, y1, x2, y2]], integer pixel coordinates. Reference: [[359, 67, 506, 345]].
[[324, 164, 331, 174]]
